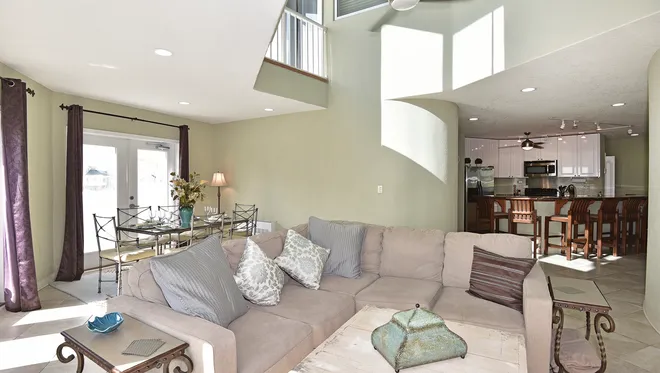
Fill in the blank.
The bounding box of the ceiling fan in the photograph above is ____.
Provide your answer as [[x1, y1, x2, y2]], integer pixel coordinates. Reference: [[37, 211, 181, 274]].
[[499, 132, 545, 151], [370, 0, 464, 32]]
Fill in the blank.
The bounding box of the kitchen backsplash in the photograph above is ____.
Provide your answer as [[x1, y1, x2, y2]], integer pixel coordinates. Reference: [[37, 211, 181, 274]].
[[494, 177, 605, 196]]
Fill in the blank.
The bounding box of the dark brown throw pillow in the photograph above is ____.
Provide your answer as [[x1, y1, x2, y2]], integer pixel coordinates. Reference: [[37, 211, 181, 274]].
[[466, 246, 536, 313]]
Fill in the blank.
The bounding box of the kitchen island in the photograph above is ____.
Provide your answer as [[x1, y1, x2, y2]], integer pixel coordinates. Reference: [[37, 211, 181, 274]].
[[468, 195, 647, 255]]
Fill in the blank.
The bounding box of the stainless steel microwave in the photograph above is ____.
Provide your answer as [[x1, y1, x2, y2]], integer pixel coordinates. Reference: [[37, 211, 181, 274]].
[[524, 160, 557, 177]]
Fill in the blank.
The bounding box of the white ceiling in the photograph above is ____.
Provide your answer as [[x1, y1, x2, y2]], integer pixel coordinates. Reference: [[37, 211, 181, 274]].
[[0, 0, 322, 124], [427, 11, 660, 139]]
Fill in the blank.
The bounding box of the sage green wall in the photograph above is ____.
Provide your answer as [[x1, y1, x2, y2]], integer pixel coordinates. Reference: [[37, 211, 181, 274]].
[[605, 135, 649, 195], [214, 30, 459, 231], [1, 61, 216, 286], [645, 49, 660, 334]]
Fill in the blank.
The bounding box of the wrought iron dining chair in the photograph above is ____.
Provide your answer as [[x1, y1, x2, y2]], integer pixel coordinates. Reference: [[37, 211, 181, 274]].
[[93, 214, 156, 296], [229, 203, 258, 239], [116, 206, 156, 244]]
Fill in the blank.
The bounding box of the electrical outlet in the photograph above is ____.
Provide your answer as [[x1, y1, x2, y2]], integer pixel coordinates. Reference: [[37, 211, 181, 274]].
[[377, 185, 383, 194]]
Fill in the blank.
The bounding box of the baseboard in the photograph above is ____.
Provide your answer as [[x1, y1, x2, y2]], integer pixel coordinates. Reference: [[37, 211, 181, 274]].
[[38, 271, 57, 290], [643, 305, 660, 336]]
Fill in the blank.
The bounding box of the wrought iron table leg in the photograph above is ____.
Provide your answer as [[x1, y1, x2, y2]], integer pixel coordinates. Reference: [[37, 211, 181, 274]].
[[586, 311, 591, 340], [552, 306, 567, 373], [595, 313, 615, 373], [162, 353, 193, 373], [56, 341, 85, 373]]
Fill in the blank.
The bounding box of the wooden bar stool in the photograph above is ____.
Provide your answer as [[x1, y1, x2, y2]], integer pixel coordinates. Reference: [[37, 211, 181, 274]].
[[591, 198, 621, 258], [620, 197, 645, 255], [493, 198, 508, 233], [543, 200, 571, 256], [567, 199, 595, 260], [640, 199, 648, 253], [508, 198, 541, 258], [474, 196, 494, 233]]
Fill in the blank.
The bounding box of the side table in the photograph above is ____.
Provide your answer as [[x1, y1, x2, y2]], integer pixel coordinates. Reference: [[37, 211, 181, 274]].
[[56, 314, 193, 373], [548, 276, 615, 373]]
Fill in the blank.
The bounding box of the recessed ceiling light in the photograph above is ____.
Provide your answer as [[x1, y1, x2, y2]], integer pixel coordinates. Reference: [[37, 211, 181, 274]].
[[521, 87, 537, 93], [631, 133, 640, 137], [178, 101, 190, 105], [469, 117, 479, 121], [612, 102, 625, 107], [88, 63, 117, 69], [264, 108, 274, 112], [154, 49, 173, 57]]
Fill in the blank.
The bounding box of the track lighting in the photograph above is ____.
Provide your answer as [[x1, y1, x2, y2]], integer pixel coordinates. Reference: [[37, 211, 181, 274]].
[[596, 122, 602, 131], [572, 120, 578, 129], [560, 120, 566, 130], [628, 128, 633, 135]]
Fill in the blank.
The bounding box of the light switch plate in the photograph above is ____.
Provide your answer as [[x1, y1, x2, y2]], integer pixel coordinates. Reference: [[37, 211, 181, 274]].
[[377, 185, 383, 194]]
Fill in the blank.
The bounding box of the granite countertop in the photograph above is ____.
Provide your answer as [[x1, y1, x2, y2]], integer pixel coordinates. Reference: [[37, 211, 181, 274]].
[[489, 195, 647, 200]]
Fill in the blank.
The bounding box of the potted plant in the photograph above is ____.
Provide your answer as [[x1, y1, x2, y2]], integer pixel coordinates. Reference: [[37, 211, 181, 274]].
[[169, 172, 207, 228]]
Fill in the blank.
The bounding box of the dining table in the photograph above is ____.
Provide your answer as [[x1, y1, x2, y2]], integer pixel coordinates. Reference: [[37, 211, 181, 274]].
[[116, 215, 246, 254]]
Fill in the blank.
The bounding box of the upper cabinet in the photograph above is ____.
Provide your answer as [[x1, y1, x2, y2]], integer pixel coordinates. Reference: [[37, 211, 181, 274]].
[[497, 140, 524, 178], [557, 134, 601, 177], [523, 137, 558, 162], [465, 138, 499, 168]]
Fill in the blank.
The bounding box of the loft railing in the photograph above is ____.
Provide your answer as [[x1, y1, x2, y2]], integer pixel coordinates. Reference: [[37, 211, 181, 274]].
[[266, 8, 327, 79]]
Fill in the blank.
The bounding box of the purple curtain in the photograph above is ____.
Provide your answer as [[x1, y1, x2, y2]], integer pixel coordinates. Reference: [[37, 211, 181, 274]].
[[56, 105, 84, 281], [1, 78, 41, 312], [179, 125, 190, 181]]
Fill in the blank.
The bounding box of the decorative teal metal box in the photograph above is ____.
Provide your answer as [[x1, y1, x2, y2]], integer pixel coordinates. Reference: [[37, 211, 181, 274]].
[[371, 305, 468, 372]]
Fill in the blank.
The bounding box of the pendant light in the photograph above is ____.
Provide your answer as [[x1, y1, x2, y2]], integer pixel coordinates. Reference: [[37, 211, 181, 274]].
[[521, 132, 534, 151]]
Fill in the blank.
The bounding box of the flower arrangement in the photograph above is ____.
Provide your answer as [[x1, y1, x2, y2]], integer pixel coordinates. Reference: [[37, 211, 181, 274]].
[[169, 172, 207, 208]]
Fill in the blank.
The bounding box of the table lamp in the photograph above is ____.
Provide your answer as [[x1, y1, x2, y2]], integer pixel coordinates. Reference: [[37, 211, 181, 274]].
[[211, 172, 227, 213]]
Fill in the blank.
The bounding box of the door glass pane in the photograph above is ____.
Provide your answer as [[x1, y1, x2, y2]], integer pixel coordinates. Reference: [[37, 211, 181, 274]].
[[137, 149, 170, 209], [83, 144, 117, 253]]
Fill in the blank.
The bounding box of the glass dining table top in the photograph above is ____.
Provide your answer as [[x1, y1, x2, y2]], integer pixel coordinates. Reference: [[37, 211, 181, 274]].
[[116, 216, 237, 235]]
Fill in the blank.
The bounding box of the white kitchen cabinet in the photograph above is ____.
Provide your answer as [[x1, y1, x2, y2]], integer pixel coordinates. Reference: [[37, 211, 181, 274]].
[[577, 134, 600, 177], [557, 134, 601, 177], [497, 140, 524, 178], [465, 138, 498, 167]]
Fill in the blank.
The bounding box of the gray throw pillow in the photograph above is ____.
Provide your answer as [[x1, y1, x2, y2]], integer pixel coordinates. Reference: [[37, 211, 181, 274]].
[[149, 235, 248, 327], [308, 216, 366, 279]]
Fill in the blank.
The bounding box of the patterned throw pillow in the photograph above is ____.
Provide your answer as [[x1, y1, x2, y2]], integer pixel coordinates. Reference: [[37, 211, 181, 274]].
[[467, 246, 536, 313], [275, 229, 330, 290], [234, 238, 285, 306]]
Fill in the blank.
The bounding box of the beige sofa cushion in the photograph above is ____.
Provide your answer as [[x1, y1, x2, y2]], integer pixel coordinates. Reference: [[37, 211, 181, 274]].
[[379, 227, 445, 282], [362, 225, 384, 274], [290, 273, 379, 298], [432, 287, 525, 334], [443, 232, 533, 288], [222, 231, 285, 272], [123, 260, 168, 307], [355, 277, 442, 311], [228, 308, 314, 373], [251, 284, 355, 346]]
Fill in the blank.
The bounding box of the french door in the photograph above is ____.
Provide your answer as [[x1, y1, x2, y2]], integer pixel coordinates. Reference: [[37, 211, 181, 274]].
[[82, 131, 178, 269]]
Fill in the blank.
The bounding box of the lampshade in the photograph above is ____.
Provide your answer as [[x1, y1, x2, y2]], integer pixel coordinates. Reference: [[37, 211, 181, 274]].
[[211, 172, 227, 187]]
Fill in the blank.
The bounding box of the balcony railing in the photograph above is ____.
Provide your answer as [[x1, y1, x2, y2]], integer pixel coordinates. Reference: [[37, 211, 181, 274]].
[[266, 8, 327, 79]]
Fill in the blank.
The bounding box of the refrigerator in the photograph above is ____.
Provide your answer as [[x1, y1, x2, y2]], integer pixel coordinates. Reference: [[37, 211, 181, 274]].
[[464, 164, 495, 231]]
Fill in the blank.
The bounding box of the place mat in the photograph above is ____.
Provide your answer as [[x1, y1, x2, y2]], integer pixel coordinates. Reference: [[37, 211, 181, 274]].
[[122, 339, 166, 357]]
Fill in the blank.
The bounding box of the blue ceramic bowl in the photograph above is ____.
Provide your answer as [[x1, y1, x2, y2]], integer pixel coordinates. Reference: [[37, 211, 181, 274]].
[[87, 312, 124, 333]]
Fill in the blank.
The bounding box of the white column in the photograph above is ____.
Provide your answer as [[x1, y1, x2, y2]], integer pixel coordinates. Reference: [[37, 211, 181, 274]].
[[645, 49, 660, 331]]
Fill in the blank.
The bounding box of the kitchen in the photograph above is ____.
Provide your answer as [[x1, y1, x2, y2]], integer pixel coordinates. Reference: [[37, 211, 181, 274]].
[[463, 131, 648, 258]]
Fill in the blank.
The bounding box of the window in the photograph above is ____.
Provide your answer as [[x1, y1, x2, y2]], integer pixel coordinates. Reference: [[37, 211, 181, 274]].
[[287, 0, 323, 24], [335, 0, 387, 19]]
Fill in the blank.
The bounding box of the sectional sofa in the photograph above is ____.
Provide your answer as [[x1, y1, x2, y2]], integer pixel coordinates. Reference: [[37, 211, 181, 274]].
[[107, 223, 552, 373]]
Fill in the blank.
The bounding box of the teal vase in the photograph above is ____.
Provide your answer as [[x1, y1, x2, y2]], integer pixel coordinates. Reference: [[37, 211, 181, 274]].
[[180, 206, 194, 228]]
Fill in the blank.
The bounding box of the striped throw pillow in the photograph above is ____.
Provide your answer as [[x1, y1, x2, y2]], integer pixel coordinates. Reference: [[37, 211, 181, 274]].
[[466, 246, 536, 313]]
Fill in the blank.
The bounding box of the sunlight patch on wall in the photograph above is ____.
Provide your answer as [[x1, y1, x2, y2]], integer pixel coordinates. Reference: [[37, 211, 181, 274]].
[[453, 6, 505, 90], [381, 25, 444, 100], [381, 100, 449, 183]]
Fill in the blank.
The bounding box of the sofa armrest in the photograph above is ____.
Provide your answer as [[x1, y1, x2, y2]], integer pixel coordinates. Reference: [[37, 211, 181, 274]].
[[107, 295, 237, 373], [523, 262, 552, 373]]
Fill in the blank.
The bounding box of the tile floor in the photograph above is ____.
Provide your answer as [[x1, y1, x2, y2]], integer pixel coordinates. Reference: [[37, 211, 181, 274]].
[[0, 253, 657, 372]]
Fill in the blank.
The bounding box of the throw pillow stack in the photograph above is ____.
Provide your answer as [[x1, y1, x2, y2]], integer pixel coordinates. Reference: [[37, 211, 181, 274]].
[[149, 217, 367, 327]]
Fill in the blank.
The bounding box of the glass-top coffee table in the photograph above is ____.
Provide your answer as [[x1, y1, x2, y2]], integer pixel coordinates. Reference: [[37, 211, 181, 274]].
[[548, 276, 615, 373], [56, 314, 193, 373]]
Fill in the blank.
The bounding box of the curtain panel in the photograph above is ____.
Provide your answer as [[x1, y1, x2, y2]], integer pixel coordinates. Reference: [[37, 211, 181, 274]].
[[56, 105, 84, 281], [1, 78, 41, 312], [179, 125, 190, 181]]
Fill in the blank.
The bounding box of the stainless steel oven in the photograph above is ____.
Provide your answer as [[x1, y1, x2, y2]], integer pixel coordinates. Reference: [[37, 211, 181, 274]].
[[524, 160, 557, 177]]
